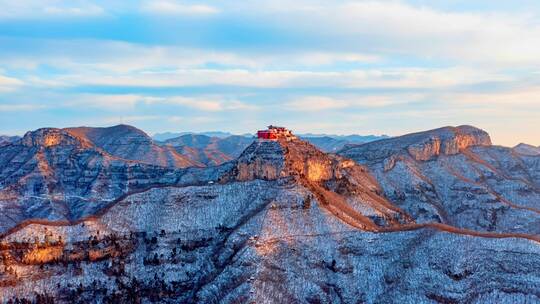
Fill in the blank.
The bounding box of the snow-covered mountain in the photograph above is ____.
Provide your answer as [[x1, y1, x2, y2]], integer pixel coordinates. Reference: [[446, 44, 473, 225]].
[[57, 126, 385, 168], [0, 125, 538, 303], [162, 134, 255, 166], [153, 131, 388, 155], [65, 125, 201, 168], [0, 128, 197, 233], [0, 135, 20, 146], [513, 143, 540, 156], [339, 125, 540, 234], [153, 131, 243, 141]]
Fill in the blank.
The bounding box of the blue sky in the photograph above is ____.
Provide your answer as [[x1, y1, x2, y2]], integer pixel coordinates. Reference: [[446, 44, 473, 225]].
[[0, 1, 539, 146]]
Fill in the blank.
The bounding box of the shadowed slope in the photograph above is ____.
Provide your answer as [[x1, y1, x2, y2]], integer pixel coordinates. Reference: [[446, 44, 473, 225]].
[[163, 134, 254, 166], [66, 125, 202, 168]]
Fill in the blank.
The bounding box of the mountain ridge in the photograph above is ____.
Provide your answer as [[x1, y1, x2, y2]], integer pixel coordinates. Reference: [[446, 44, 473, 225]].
[[339, 125, 492, 162], [339, 125, 540, 235], [0, 124, 538, 303], [514, 143, 540, 156], [65, 124, 201, 168]]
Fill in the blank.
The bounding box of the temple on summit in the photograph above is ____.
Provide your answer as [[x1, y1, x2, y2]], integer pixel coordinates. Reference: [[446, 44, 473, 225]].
[[256, 125, 297, 141]]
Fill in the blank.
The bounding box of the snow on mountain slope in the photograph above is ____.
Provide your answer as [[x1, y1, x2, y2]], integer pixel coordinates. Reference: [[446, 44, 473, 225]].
[[514, 143, 540, 156], [0, 128, 221, 234], [65, 125, 201, 168], [339, 125, 540, 234], [1, 167, 538, 303], [299, 136, 352, 153], [162, 134, 254, 166], [155, 131, 387, 161], [0, 135, 20, 146], [0, 127, 538, 303]]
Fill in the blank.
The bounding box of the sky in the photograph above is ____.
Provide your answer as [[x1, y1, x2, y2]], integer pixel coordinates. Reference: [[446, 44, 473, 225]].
[[0, 1, 539, 146]]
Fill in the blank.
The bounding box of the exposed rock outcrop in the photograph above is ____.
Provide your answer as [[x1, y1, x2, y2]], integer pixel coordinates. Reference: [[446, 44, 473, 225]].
[[226, 138, 412, 229], [341, 125, 491, 163], [21, 128, 93, 149]]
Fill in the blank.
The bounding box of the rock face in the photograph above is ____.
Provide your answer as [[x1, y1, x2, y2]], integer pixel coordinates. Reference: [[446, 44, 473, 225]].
[[225, 138, 412, 229], [65, 125, 201, 168], [342, 125, 491, 162], [21, 128, 93, 148], [0, 125, 538, 304], [339, 125, 540, 234]]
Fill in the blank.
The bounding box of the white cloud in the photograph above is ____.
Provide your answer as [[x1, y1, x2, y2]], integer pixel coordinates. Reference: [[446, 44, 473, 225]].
[[0, 74, 23, 92], [50, 66, 509, 90], [145, 96, 257, 112], [0, 1, 105, 19], [230, 0, 540, 68], [142, 1, 219, 15], [100, 115, 162, 125], [0, 38, 384, 73], [42, 4, 104, 16], [167, 97, 222, 111], [292, 52, 381, 66], [286, 96, 347, 111], [165, 115, 218, 124], [0, 104, 45, 112], [285, 94, 424, 112], [3, 1, 540, 67], [65, 94, 144, 110], [441, 87, 540, 107], [0, 38, 513, 91]]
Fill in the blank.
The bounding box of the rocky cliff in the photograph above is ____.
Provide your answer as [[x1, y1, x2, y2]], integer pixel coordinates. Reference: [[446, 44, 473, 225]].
[[341, 125, 491, 162]]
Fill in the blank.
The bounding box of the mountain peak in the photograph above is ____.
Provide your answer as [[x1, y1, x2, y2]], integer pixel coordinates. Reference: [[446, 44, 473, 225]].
[[513, 143, 540, 156], [65, 124, 152, 145], [0, 135, 20, 146], [21, 128, 92, 148], [64, 124, 199, 167], [235, 131, 369, 183], [340, 125, 491, 162], [406, 125, 492, 160]]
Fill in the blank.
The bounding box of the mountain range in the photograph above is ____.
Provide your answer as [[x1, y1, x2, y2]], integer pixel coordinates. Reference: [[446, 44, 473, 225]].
[[0, 124, 538, 303], [153, 130, 388, 154]]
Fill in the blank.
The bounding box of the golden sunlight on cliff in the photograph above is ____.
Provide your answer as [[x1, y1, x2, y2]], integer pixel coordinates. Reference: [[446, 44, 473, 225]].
[[43, 134, 63, 147], [22, 245, 63, 264], [305, 160, 333, 182]]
